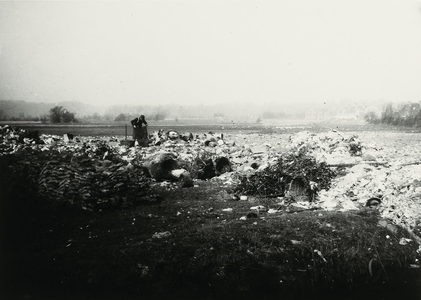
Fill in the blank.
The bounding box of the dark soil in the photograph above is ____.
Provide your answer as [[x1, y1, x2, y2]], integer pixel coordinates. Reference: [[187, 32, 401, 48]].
[[1, 177, 420, 300]]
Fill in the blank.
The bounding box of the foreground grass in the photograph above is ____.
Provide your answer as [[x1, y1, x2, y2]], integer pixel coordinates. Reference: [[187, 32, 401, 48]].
[[1, 180, 420, 300]]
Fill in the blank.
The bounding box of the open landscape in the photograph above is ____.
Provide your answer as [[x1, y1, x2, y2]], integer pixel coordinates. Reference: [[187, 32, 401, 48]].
[[2, 1, 421, 299], [1, 121, 420, 300]]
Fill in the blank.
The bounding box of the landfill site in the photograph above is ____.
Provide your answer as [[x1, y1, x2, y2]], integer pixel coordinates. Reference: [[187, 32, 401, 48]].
[[1, 124, 421, 300]]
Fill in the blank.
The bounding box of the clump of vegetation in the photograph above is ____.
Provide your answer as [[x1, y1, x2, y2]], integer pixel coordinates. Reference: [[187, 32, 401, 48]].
[[49, 106, 77, 123], [235, 148, 336, 198], [364, 101, 421, 127]]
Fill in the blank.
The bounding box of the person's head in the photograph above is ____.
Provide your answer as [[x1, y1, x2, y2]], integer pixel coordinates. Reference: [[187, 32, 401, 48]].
[[139, 114, 145, 120]]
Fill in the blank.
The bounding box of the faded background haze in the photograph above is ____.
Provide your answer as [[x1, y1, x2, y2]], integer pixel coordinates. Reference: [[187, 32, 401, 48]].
[[1, 0, 421, 119]]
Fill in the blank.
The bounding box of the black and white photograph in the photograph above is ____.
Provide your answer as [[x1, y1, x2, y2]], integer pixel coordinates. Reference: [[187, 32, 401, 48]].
[[1, 0, 421, 299]]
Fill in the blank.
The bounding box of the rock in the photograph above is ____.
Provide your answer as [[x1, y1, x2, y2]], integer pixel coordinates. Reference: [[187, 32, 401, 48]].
[[143, 152, 178, 181], [180, 132, 193, 142], [167, 130, 179, 140]]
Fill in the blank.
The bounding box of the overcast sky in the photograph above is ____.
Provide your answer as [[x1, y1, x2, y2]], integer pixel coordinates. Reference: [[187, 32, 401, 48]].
[[0, 0, 421, 107]]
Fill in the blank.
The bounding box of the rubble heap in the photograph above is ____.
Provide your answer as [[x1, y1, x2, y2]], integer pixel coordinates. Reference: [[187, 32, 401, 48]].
[[287, 130, 365, 164], [38, 157, 152, 211], [320, 163, 421, 239], [1, 125, 420, 240], [1, 126, 153, 211], [281, 130, 421, 240]]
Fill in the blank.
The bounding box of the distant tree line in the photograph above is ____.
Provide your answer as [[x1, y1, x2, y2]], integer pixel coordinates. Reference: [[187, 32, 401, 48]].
[[364, 101, 421, 127], [0, 109, 43, 122], [0, 105, 77, 124]]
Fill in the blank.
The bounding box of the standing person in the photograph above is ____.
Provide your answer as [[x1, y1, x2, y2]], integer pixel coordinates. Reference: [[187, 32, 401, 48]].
[[131, 114, 148, 128], [131, 114, 149, 147]]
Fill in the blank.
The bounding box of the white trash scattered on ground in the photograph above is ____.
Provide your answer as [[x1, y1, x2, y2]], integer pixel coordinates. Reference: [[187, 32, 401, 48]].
[[1, 125, 421, 242]]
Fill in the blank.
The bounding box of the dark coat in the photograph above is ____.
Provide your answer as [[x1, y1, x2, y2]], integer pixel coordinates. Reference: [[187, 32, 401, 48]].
[[131, 116, 149, 146], [131, 117, 148, 128]]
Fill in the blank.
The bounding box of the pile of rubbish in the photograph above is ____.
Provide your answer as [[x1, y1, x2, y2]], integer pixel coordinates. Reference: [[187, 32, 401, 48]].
[[0, 126, 153, 211], [1, 125, 420, 241], [287, 130, 366, 164], [319, 162, 421, 239], [38, 157, 152, 211], [257, 130, 420, 241]]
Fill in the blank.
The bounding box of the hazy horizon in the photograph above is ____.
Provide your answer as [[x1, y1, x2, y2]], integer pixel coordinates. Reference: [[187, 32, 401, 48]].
[[1, 0, 421, 108]]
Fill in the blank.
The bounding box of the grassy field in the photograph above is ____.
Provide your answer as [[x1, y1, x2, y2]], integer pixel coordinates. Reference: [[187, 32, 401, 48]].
[[3, 119, 420, 138], [1, 122, 421, 300], [1, 119, 310, 137]]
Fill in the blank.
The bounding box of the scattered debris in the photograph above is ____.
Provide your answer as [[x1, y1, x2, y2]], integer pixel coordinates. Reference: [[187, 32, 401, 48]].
[[250, 205, 266, 213], [290, 240, 302, 245], [399, 238, 412, 245], [314, 249, 327, 263], [152, 231, 172, 239], [1, 125, 421, 242]]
